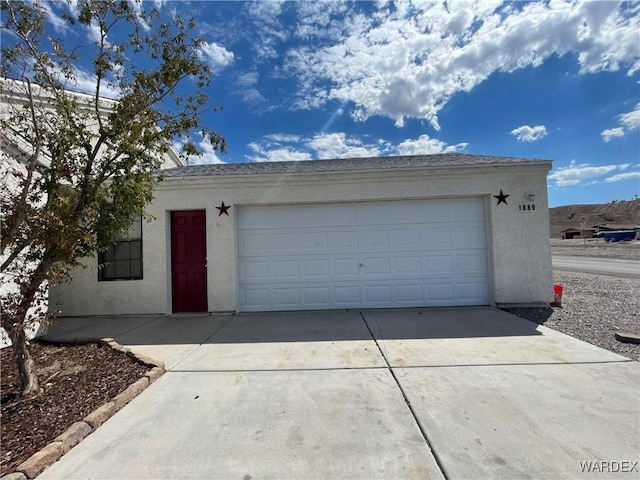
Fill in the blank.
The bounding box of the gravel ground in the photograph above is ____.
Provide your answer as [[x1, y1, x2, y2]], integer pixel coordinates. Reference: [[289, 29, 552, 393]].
[[502, 270, 639, 361], [551, 238, 640, 259]]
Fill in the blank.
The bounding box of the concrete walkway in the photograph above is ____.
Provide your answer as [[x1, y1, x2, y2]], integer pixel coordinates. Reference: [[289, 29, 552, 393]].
[[39, 308, 639, 479]]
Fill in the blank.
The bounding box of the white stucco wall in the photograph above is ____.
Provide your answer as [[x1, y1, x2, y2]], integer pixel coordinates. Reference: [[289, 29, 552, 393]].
[[51, 160, 553, 316]]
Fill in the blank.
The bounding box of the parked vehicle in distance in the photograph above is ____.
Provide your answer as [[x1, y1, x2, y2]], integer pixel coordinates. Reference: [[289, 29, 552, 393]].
[[602, 230, 636, 242]]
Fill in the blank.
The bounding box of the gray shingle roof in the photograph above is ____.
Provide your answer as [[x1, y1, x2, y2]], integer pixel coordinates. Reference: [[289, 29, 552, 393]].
[[158, 153, 550, 178]]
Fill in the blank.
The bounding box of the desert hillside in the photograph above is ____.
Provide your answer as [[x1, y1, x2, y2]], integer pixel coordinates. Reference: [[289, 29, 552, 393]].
[[549, 199, 640, 238]]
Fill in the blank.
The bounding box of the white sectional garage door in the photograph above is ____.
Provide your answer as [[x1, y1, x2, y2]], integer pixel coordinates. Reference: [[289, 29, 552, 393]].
[[237, 197, 489, 311]]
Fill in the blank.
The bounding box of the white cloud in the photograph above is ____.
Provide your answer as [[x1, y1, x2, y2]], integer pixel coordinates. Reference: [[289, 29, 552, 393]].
[[126, 0, 151, 32], [50, 64, 121, 99], [618, 104, 640, 131], [237, 71, 258, 87], [247, 131, 467, 162], [236, 71, 266, 106], [602, 103, 640, 141], [295, 2, 349, 40], [247, 142, 312, 162], [244, 1, 289, 60], [265, 133, 303, 143], [86, 22, 103, 43], [184, 137, 226, 165], [308, 132, 383, 159], [510, 125, 548, 142], [397, 135, 468, 155], [601, 127, 625, 142], [283, 1, 639, 129], [198, 41, 235, 72], [604, 171, 640, 183], [41, 2, 71, 34], [549, 160, 629, 187]]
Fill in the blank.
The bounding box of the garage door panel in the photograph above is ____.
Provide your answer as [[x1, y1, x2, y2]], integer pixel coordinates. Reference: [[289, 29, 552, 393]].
[[360, 203, 386, 222], [242, 260, 269, 279], [237, 207, 268, 229], [334, 285, 361, 304], [301, 232, 328, 250], [392, 228, 420, 247], [272, 260, 299, 278], [324, 204, 357, 226], [455, 253, 488, 274], [458, 282, 489, 302], [334, 258, 360, 276], [328, 231, 359, 249], [240, 253, 486, 283], [417, 200, 447, 220], [304, 287, 331, 305], [240, 277, 488, 311], [422, 227, 452, 246], [395, 256, 422, 274], [364, 257, 391, 275], [452, 225, 486, 247], [365, 285, 392, 303], [273, 288, 300, 306], [426, 283, 455, 302], [362, 230, 390, 248], [238, 198, 488, 310], [424, 255, 453, 273], [449, 197, 484, 218], [396, 284, 424, 302], [239, 233, 269, 254], [383, 207, 421, 225], [303, 259, 329, 276], [243, 288, 270, 308], [270, 233, 298, 251]]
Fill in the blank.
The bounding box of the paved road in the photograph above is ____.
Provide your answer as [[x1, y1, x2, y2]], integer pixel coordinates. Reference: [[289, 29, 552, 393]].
[[552, 255, 640, 278]]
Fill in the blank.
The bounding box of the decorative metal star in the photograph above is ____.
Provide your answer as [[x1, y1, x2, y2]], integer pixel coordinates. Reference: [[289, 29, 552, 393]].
[[494, 190, 509, 206], [216, 201, 231, 216]]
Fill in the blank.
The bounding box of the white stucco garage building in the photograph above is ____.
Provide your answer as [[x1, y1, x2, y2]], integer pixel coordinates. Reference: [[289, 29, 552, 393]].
[[51, 154, 553, 315]]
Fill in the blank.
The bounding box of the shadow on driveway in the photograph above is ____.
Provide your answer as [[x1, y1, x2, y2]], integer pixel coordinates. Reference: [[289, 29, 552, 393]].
[[43, 306, 543, 346]]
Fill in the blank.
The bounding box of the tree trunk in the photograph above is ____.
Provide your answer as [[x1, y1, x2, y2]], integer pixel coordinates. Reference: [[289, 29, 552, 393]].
[[2, 250, 54, 397], [5, 323, 40, 396], [1, 276, 45, 397]]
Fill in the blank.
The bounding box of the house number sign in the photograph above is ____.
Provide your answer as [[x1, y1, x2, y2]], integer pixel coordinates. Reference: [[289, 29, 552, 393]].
[[519, 204, 536, 211]]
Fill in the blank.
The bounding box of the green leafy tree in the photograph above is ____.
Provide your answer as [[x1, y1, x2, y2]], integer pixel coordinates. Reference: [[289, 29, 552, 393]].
[[0, 0, 225, 396]]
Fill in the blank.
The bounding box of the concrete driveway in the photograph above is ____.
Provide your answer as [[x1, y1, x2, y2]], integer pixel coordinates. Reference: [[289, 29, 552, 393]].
[[39, 307, 639, 479]]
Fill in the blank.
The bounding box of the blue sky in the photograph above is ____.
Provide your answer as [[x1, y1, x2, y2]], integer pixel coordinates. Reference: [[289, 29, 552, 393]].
[[12, 0, 640, 207]]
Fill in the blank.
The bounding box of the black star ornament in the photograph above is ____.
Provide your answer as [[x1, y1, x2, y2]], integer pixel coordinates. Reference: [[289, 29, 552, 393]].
[[494, 190, 509, 206], [216, 201, 231, 216]]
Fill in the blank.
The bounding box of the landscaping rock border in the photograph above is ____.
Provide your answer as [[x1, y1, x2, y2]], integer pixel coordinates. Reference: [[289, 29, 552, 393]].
[[1, 338, 165, 480]]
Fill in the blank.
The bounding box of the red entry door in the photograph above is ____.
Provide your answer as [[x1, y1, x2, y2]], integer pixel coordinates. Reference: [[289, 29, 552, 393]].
[[171, 210, 208, 313]]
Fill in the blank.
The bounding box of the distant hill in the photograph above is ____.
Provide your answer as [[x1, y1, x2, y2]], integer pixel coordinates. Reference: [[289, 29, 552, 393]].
[[549, 199, 640, 238]]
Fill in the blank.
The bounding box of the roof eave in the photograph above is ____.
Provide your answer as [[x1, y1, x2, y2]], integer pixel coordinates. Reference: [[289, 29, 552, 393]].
[[156, 159, 553, 187]]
